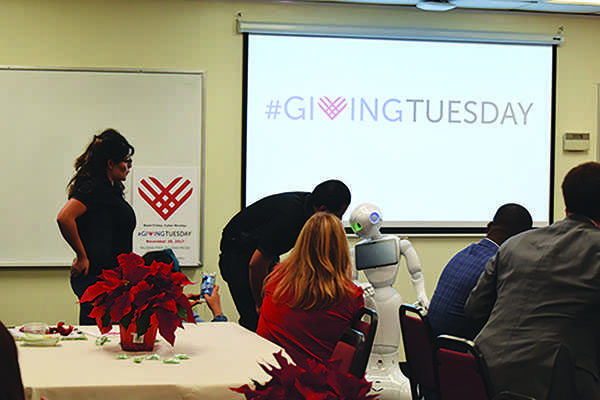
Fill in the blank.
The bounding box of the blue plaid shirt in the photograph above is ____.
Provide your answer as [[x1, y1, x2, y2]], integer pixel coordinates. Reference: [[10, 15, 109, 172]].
[[427, 238, 498, 340]]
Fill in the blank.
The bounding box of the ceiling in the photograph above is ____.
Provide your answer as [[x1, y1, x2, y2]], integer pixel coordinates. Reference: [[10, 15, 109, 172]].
[[301, 0, 600, 15]]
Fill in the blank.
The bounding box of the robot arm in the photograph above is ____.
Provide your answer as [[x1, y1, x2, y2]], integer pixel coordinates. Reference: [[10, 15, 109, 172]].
[[399, 239, 429, 309], [349, 247, 358, 281]]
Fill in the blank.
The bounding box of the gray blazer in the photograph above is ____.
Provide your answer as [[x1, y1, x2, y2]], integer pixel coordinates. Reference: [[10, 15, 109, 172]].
[[465, 215, 600, 400]]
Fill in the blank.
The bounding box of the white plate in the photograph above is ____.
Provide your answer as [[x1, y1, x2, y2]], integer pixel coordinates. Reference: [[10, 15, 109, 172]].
[[22, 334, 60, 347]]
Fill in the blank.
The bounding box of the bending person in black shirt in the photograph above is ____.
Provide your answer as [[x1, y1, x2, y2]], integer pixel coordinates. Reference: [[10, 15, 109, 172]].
[[57, 129, 136, 325], [219, 180, 351, 331]]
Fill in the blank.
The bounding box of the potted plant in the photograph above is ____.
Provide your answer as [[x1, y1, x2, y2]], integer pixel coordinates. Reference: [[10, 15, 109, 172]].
[[232, 351, 380, 400], [80, 252, 196, 350]]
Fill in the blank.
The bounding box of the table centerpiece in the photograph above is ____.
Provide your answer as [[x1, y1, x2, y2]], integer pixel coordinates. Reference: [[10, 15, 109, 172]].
[[80, 252, 196, 350]]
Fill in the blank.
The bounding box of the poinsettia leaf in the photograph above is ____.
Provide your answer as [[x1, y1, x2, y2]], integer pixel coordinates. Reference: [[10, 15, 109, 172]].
[[273, 351, 291, 369], [88, 305, 109, 333], [175, 295, 195, 322], [230, 383, 253, 394], [161, 298, 178, 313], [130, 280, 153, 307], [135, 308, 153, 336], [102, 311, 112, 327], [117, 252, 145, 268], [93, 310, 113, 334], [99, 269, 124, 288], [169, 271, 193, 286], [80, 282, 111, 303], [110, 291, 133, 323], [293, 380, 333, 400], [157, 261, 172, 275], [119, 309, 135, 329], [176, 303, 189, 320], [154, 307, 182, 346], [123, 262, 150, 285], [88, 305, 105, 319]]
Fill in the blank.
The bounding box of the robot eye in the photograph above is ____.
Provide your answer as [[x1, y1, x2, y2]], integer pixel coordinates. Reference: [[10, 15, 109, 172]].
[[352, 222, 363, 233], [369, 212, 381, 224]]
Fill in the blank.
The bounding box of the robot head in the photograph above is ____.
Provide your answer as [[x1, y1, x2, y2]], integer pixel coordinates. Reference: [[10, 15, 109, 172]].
[[349, 203, 383, 239]]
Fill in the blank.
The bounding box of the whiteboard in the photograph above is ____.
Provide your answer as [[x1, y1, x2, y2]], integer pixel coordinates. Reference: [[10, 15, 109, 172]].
[[0, 68, 204, 267]]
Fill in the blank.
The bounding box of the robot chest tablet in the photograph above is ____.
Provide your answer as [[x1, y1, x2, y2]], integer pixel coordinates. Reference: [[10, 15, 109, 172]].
[[355, 237, 400, 270]]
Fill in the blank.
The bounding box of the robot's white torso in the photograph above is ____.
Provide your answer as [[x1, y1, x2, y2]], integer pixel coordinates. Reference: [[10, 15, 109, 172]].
[[350, 203, 429, 400], [354, 236, 428, 354]]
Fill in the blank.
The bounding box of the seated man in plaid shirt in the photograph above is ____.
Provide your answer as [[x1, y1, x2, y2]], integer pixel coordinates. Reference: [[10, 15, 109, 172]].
[[427, 204, 532, 340]]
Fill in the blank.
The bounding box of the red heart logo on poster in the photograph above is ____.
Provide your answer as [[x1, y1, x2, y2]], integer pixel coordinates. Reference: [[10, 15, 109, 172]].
[[138, 176, 193, 221]]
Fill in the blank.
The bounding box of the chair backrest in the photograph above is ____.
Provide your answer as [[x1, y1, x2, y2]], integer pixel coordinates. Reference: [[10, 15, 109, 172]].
[[434, 334, 493, 400], [399, 303, 438, 399], [330, 328, 365, 377], [352, 307, 378, 377]]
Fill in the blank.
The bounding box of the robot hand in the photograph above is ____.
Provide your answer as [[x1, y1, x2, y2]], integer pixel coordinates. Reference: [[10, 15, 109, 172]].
[[415, 296, 429, 311], [353, 280, 375, 297]]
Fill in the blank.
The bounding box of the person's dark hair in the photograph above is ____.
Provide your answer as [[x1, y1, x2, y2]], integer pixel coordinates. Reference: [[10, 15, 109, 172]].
[[486, 203, 532, 245], [311, 180, 351, 214], [0, 320, 25, 400], [562, 161, 600, 222], [491, 203, 533, 237], [67, 128, 134, 197]]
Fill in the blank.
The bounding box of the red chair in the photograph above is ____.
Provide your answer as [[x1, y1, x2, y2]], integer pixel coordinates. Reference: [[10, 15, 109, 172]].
[[352, 307, 378, 377], [399, 303, 438, 400], [434, 334, 493, 400], [329, 328, 366, 377]]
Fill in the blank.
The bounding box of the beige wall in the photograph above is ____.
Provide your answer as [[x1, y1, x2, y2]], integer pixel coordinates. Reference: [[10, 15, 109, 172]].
[[1, 0, 598, 326]]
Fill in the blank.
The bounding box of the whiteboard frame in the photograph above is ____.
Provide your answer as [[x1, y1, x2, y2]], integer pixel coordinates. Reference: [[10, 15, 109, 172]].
[[0, 66, 206, 268]]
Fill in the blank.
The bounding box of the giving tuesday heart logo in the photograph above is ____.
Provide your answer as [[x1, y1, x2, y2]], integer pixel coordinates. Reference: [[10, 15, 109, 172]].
[[138, 176, 193, 221], [318, 96, 347, 120]]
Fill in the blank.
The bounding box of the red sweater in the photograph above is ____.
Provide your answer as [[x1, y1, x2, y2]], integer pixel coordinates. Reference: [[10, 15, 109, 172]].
[[257, 284, 364, 364]]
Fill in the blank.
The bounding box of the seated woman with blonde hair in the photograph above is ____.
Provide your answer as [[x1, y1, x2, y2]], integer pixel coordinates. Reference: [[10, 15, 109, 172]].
[[257, 212, 364, 364]]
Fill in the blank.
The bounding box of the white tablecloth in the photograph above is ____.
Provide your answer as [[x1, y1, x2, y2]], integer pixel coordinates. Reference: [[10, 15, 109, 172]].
[[19, 322, 285, 400]]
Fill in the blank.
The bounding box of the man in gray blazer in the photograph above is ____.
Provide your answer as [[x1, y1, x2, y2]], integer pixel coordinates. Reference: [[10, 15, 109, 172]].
[[465, 161, 600, 400]]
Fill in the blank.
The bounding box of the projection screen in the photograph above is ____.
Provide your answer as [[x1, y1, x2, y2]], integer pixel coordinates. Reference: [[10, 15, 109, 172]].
[[243, 33, 555, 233]]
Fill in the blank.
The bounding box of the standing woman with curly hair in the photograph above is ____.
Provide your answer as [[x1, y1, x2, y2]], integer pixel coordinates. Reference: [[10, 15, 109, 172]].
[[257, 212, 364, 364], [57, 129, 136, 325]]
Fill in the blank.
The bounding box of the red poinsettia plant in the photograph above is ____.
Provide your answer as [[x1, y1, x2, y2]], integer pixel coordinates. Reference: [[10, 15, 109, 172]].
[[80, 252, 195, 346], [232, 351, 380, 400]]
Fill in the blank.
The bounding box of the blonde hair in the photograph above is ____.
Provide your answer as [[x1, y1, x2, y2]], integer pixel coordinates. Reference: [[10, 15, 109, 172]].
[[265, 212, 355, 310]]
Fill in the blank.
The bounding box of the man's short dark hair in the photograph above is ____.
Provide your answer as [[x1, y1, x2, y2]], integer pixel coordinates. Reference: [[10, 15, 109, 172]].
[[492, 203, 533, 237], [311, 180, 351, 212], [562, 161, 600, 222]]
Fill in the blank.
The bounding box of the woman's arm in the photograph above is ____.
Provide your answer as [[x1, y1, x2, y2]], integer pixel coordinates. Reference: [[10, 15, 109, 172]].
[[57, 198, 89, 276]]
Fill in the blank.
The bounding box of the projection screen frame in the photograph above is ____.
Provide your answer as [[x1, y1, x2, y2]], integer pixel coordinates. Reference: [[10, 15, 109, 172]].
[[240, 21, 558, 235], [237, 19, 565, 46]]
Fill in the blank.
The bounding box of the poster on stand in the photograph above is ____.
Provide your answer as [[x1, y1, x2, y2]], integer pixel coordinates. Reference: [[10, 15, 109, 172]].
[[131, 166, 200, 266]]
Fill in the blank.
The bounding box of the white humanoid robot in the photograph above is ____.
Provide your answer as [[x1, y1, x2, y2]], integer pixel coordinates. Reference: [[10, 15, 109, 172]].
[[350, 203, 429, 400]]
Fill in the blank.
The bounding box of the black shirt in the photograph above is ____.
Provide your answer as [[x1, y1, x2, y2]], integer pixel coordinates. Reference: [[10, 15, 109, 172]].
[[221, 192, 314, 260], [71, 176, 136, 276]]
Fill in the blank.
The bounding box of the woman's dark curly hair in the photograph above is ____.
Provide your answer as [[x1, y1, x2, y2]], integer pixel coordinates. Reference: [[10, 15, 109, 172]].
[[68, 128, 134, 197]]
